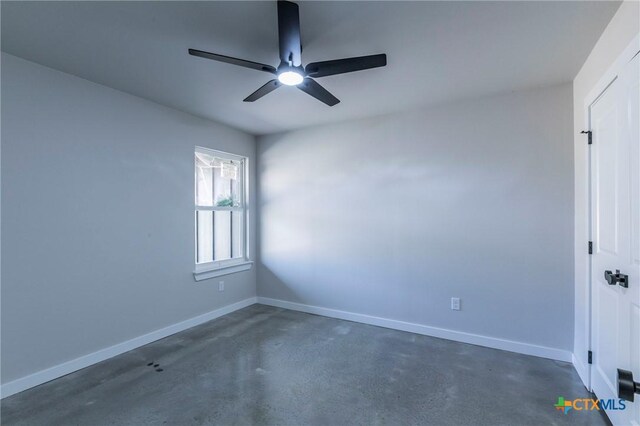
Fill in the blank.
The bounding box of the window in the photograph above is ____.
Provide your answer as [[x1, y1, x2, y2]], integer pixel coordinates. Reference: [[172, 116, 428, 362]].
[[194, 147, 251, 281]]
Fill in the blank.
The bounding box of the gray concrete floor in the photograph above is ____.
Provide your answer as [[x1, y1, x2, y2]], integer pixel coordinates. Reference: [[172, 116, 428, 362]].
[[2, 304, 607, 425]]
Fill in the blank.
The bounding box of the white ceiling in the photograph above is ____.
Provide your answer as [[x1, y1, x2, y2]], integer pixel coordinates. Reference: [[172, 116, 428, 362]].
[[1, 1, 620, 135]]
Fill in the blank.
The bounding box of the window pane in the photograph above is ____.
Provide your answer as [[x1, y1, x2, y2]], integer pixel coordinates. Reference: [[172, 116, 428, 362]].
[[232, 211, 244, 259], [195, 149, 246, 266], [214, 211, 231, 261], [196, 210, 213, 263], [195, 153, 213, 206], [213, 161, 241, 207]]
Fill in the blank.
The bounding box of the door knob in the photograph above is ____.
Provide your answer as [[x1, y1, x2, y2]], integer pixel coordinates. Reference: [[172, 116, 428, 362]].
[[605, 270, 629, 288], [617, 369, 640, 402]]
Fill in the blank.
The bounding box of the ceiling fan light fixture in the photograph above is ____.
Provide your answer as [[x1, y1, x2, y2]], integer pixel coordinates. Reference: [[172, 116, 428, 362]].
[[277, 70, 304, 86], [189, 1, 387, 105]]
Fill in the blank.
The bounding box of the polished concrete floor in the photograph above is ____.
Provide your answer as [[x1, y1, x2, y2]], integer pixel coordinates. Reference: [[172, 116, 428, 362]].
[[2, 304, 606, 425]]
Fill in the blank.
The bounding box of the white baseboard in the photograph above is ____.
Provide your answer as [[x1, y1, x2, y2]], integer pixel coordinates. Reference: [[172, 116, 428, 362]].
[[257, 297, 573, 363], [572, 353, 591, 391], [0, 297, 258, 399], [2, 295, 573, 399]]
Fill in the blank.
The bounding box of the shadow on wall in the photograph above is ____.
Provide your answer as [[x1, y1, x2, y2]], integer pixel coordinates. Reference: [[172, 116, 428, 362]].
[[256, 86, 574, 351]]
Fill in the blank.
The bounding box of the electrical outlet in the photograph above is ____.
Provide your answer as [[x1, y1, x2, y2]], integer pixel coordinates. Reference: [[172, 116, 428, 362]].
[[451, 297, 461, 311], [218, 281, 225, 292]]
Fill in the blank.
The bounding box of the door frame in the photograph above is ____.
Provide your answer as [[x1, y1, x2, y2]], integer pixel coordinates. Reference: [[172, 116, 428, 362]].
[[583, 33, 640, 392]]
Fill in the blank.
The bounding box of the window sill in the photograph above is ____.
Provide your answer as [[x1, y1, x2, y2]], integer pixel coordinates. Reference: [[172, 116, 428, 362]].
[[193, 261, 253, 282]]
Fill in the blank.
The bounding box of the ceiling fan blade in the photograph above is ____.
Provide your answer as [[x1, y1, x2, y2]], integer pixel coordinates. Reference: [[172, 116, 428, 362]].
[[243, 80, 282, 102], [277, 1, 302, 66], [188, 49, 276, 74], [298, 78, 340, 106], [305, 54, 387, 78]]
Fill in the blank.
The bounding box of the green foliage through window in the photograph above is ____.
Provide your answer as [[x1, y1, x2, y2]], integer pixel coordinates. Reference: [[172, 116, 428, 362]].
[[216, 196, 236, 207]]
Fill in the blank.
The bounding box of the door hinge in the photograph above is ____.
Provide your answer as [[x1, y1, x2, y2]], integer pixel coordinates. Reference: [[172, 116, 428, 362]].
[[588, 241, 593, 255], [581, 130, 592, 145], [588, 350, 593, 364]]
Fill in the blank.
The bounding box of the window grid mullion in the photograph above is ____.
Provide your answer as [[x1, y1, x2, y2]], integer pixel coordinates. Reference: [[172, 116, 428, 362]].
[[196, 211, 200, 263], [211, 211, 216, 262], [195, 206, 244, 211], [230, 211, 234, 258]]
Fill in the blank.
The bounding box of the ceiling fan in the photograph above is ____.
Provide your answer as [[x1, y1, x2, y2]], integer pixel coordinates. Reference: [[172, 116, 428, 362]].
[[188, 0, 387, 107]]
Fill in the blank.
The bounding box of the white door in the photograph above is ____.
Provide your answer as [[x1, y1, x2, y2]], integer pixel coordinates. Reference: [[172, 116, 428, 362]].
[[590, 52, 640, 426]]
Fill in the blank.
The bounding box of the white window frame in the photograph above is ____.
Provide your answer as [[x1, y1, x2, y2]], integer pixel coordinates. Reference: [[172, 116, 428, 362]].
[[193, 147, 252, 281]]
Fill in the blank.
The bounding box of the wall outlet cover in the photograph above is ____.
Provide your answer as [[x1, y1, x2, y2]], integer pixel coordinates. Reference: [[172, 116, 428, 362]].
[[451, 297, 461, 311]]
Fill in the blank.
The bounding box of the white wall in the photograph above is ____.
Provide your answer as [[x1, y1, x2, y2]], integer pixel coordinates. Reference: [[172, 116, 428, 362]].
[[0, 53, 257, 385], [572, 1, 639, 387], [257, 84, 574, 355]]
